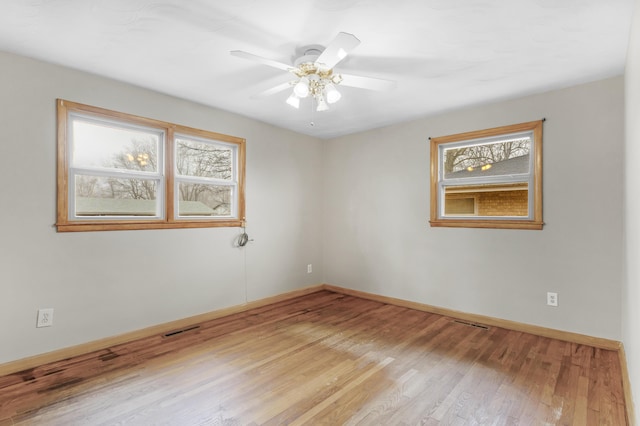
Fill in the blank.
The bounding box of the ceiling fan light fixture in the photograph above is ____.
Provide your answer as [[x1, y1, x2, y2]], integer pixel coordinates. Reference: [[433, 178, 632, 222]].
[[286, 93, 300, 109], [316, 96, 329, 112], [325, 83, 341, 104], [293, 77, 310, 98], [231, 32, 397, 122]]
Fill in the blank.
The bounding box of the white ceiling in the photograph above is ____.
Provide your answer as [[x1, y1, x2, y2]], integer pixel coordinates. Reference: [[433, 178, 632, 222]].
[[0, 0, 635, 139]]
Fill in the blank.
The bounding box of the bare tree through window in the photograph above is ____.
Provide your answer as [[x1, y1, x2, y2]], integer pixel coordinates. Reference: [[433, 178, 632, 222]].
[[444, 138, 530, 176], [107, 137, 159, 201], [175, 137, 234, 216]]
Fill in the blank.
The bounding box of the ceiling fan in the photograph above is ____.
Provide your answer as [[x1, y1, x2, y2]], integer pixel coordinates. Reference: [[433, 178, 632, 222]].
[[231, 32, 396, 112]]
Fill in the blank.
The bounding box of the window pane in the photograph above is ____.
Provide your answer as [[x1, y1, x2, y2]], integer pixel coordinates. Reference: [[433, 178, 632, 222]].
[[74, 175, 158, 216], [175, 137, 233, 180], [443, 137, 530, 179], [177, 183, 232, 217], [444, 184, 528, 217], [72, 118, 160, 173]]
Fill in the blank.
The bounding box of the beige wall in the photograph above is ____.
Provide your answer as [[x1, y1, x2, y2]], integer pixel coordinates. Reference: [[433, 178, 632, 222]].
[[0, 51, 324, 364], [323, 77, 624, 340], [624, 0, 640, 418]]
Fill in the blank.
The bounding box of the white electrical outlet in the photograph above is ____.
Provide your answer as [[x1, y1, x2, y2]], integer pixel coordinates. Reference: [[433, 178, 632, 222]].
[[307, 264, 312, 274], [547, 292, 558, 307], [37, 308, 54, 328]]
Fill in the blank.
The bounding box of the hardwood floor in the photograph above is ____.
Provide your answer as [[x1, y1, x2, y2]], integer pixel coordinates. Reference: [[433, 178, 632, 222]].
[[0, 291, 628, 425]]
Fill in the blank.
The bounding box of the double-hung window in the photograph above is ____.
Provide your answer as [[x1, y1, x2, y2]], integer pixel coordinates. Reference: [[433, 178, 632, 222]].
[[430, 120, 543, 230], [57, 99, 245, 232]]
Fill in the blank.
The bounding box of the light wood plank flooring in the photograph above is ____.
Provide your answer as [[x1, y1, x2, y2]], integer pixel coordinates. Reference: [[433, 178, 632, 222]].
[[0, 291, 628, 425]]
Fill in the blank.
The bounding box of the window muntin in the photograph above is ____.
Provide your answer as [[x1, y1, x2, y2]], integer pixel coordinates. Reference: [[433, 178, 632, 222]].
[[430, 120, 543, 230], [57, 99, 245, 231]]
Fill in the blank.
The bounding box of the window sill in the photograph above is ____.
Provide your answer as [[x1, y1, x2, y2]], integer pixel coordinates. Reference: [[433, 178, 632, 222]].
[[56, 220, 243, 232], [429, 219, 544, 230]]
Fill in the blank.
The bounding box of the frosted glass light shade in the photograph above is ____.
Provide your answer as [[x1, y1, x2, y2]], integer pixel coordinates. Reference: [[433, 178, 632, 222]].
[[293, 77, 309, 98], [325, 84, 341, 104], [316, 97, 329, 112], [286, 93, 300, 108]]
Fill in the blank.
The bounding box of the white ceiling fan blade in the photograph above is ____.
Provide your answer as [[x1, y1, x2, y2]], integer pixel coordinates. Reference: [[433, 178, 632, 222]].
[[251, 81, 293, 99], [230, 50, 293, 72], [340, 73, 397, 91], [315, 32, 360, 70]]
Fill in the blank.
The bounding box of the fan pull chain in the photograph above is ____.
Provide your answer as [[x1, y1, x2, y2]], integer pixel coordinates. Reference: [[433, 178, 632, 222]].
[[310, 97, 315, 127]]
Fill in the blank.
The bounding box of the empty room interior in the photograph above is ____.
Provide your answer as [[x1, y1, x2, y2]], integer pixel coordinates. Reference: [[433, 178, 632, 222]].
[[1, 0, 640, 424]]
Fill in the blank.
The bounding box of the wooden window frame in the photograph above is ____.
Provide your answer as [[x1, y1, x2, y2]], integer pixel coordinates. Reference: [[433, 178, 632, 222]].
[[430, 120, 543, 230], [56, 99, 246, 232]]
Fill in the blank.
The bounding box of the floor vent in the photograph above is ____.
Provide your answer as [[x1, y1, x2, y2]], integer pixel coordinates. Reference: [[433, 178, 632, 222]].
[[453, 319, 489, 330], [164, 325, 200, 338]]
